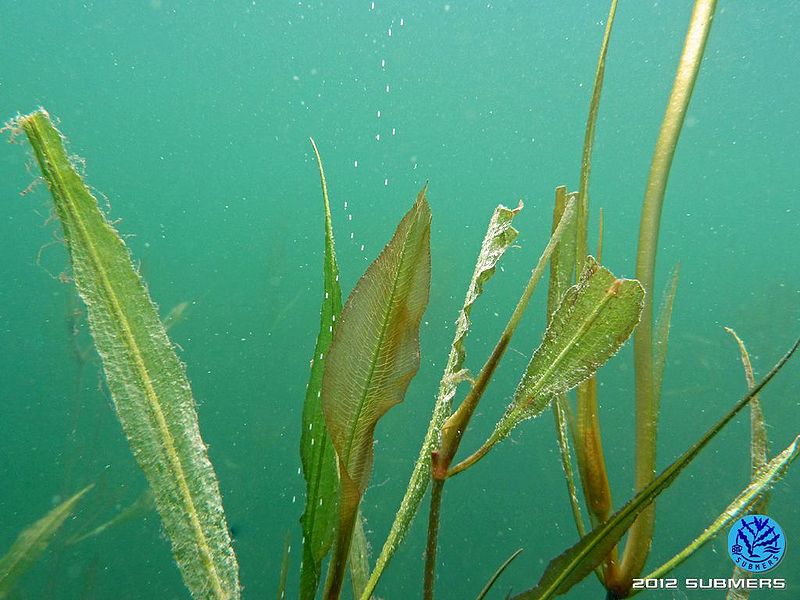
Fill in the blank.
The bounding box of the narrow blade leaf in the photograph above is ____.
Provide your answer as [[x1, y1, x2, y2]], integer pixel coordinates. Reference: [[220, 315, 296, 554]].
[[511, 337, 799, 600], [299, 138, 342, 600], [363, 201, 522, 598], [18, 110, 239, 600], [0, 486, 91, 598], [482, 258, 644, 456], [323, 188, 431, 598]]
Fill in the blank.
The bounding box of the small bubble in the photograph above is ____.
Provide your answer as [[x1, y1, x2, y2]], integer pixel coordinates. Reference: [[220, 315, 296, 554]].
[[388, 27, 392, 37], [354, 160, 358, 168], [376, 133, 381, 141], [360, 244, 365, 251], [377, 110, 381, 118], [384, 178, 389, 186], [385, 84, 390, 93]]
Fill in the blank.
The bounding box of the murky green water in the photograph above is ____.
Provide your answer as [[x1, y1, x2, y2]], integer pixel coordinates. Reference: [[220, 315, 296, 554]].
[[2, 2, 798, 598]]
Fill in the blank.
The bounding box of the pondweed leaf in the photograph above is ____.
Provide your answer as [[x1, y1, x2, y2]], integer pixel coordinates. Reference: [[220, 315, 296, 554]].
[[465, 257, 644, 467], [299, 139, 342, 600], [0, 486, 91, 599], [322, 188, 431, 599], [18, 110, 239, 600], [362, 201, 522, 598]]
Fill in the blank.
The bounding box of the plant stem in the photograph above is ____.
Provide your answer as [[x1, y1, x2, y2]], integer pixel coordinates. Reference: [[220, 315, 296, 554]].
[[435, 196, 577, 477], [423, 479, 444, 600], [619, 0, 718, 586]]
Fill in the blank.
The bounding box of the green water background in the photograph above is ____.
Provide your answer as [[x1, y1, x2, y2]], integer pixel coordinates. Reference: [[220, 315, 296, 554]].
[[1, 1, 798, 598]]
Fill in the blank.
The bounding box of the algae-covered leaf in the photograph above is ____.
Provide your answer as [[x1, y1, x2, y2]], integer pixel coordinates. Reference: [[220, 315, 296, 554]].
[[322, 187, 431, 598], [0, 486, 91, 598], [511, 337, 799, 600], [473, 257, 643, 462], [298, 139, 342, 600], [638, 435, 799, 588], [18, 110, 239, 600], [362, 201, 522, 598]]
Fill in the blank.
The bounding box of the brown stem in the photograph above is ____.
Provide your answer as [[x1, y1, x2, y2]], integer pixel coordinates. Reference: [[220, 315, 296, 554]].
[[423, 478, 445, 600]]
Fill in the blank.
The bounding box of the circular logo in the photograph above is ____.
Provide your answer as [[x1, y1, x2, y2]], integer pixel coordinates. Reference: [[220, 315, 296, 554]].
[[728, 514, 785, 572]]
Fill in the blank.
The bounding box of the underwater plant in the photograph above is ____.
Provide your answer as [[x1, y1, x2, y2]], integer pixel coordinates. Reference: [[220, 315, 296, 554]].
[[2, 1, 798, 599]]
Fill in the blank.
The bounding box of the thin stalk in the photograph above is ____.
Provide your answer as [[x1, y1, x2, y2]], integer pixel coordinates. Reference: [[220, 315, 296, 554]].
[[619, 0, 718, 584], [423, 479, 444, 600], [434, 197, 577, 478], [575, 0, 618, 264]]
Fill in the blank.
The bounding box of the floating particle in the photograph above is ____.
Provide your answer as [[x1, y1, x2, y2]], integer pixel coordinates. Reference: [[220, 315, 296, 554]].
[[392, 127, 396, 136], [381, 58, 386, 68], [388, 27, 392, 37], [376, 133, 381, 141], [384, 178, 389, 186], [360, 244, 365, 252], [400, 17, 404, 26], [353, 160, 358, 168], [385, 84, 390, 93], [377, 110, 381, 118], [348, 214, 353, 221]]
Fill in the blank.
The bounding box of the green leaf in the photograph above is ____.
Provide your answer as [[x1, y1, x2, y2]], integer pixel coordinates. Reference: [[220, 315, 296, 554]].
[[0, 486, 92, 598], [18, 110, 240, 600], [474, 257, 644, 462], [299, 138, 342, 600], [322, 188, 431, 599], [511, 336, 799, 600], [638, 435, 799, 587], [362, 202, 522, 599]]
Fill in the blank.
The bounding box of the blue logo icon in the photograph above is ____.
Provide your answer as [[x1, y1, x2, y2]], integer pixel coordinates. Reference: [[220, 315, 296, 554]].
[[728, 514, 785, 572]]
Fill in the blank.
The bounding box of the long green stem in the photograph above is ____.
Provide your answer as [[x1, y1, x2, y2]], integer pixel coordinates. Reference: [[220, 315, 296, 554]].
[[619, 0, 717, 584], [423, 479, 444, 600]]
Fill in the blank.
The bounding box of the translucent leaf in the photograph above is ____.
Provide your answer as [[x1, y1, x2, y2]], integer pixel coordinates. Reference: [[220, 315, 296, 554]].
[[0, 486, 91, 598], [298, 139, 342, 600], [322, 188, 431, 598], [18, 110, 239, 600], [362, 201, 522, 598]]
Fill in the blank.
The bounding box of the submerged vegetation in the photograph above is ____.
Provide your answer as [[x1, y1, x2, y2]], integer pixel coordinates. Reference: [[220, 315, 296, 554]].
[[2, 1, 798, 599]]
